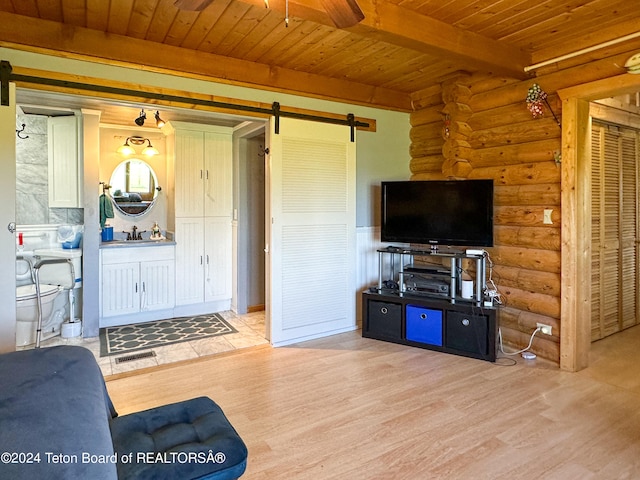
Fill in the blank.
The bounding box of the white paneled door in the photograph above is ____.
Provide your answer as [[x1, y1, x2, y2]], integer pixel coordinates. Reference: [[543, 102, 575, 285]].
[[267, 117, 356, 346]]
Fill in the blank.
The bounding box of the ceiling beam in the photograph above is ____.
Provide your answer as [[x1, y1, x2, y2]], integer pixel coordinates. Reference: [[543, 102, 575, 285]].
[[240, 0, 531, 78], [0, 12, 412, 111]]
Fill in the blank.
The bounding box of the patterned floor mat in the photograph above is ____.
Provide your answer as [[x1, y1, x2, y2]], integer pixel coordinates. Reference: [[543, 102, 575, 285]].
[[100, 313, 237, 357]]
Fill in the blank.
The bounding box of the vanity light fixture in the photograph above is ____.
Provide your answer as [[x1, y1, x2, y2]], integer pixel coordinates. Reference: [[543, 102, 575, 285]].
[[117, 135, 159, 157], [134, 109, 146, 126], [116, 137, 136, 156], [154, 111, 166, 128], [141, 139, 160, 156]]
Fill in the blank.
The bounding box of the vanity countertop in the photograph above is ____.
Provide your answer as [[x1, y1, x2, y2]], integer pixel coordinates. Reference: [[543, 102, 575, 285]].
[[100, 239, 176, 249]]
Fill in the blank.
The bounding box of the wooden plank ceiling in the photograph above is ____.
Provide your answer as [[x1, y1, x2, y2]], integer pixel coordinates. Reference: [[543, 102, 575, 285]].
[[0, 0, 638, 111]]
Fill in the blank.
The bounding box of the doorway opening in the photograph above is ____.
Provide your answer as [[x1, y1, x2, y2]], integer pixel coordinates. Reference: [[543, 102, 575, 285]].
[[13, 88, 269, 374], [560, 75, 640, 371], [589, 110, 640, 341], [235, 127, 266, 315]]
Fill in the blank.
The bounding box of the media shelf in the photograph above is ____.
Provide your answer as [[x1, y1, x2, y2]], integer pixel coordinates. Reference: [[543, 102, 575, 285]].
[[365, 247, 498, 362], [362, 291, 498, 362], [377, 246, 487, 305]]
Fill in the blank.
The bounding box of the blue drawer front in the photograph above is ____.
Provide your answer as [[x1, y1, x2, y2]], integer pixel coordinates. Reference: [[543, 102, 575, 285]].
[[406, 305, 443, 346]]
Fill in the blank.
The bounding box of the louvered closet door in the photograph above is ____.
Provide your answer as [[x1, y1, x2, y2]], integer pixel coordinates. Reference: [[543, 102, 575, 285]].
[[591, 122, 640, 341], [267, 117, 356, 346]]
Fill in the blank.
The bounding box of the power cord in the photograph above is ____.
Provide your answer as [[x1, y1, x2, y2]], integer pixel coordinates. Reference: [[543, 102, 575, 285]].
[[498, 326, 541, 356], [483, 251, 503, 305]]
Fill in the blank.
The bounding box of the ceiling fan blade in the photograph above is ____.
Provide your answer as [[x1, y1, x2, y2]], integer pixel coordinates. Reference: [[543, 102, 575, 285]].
[[174, 0, 215, 10], [320, 0, 365, 28]]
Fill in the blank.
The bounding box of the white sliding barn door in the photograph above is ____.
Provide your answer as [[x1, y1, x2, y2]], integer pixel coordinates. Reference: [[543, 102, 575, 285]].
[[267, 117, 356, 346]]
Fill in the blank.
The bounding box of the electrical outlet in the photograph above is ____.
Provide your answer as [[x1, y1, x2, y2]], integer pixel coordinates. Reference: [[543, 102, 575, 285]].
[[537, 323, 552, 335]]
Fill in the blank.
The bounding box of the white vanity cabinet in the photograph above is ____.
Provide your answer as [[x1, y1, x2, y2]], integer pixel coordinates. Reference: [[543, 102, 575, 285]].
[[164, 122, 233, 313], [48, 115, 82, 208], [100, 245, 176, 323]]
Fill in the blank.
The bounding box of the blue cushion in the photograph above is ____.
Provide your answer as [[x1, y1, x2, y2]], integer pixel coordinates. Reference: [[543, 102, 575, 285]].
[[110, 396, 247, 480], [0, 346, 117, 480]]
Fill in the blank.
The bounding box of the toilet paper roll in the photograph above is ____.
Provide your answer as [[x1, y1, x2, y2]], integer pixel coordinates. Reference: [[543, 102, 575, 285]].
[[461, 280, 474, 299]]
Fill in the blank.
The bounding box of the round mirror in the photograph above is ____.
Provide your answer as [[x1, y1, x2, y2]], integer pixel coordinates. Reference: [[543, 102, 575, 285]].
[[110, 159, 160, 217]]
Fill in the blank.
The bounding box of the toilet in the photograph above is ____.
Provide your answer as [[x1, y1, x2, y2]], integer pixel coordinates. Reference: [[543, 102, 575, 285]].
[[15, 249, 82, 347], [16, 284, 63, 346]]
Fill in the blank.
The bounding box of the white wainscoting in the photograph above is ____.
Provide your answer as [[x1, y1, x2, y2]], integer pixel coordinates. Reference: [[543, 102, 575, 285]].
[[356, 226, 382, 295], [356, 226, 377, 328], [355, 226, 407, 326]]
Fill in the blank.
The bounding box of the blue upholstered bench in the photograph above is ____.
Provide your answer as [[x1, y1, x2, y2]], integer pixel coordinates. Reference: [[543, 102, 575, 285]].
[[0, 346, 118, 480], [0, 346, 247, 480], [110, 396, 247, 480]]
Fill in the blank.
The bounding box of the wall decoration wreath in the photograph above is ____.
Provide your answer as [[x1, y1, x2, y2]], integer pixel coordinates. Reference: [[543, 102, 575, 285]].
[[526, 83, 561, 128]]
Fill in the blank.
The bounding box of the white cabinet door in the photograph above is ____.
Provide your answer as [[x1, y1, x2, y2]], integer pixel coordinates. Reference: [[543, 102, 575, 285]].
[[204, 216, 232, 302], [100, 246, 176, 319], [174, 130, 204, 217], [48, 115, 81, 208], [141, 259, 175, 312], [101, 262, 140, 317], [175, 218, 205, 305], [204, 131, 233, 217], [168, 122, 233, 309], [173, 126, 233, 218]]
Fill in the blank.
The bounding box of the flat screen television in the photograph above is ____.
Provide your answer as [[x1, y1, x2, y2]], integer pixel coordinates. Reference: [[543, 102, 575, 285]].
[[381, 179, 494, 247]]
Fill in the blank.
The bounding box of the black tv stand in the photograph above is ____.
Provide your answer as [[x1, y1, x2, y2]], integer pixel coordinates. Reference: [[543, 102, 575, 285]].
[[365, 247, 498, 362], [377, 247, 487, 305]]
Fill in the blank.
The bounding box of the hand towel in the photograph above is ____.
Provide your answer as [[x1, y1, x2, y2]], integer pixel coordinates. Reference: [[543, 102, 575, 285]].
[[100, 193, 114, 228]]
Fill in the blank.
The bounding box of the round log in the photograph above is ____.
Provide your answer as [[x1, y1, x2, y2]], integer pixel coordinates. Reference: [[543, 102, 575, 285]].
[[467, 75, 520, 95], [494, 184, 560, 206], [494, 205, 561, 227], [496, 284, 560, 319], [442, 83, 472, 104], [470, 139, 561, 167], [498, 323, 559, 362], [468, 162, 561, 185], [469, 50, 637, 112], [410, 122, 444, 141], [468, 101, 540, 130], [410, 138, 444, 157], [499, 306, 559, 333], [442, 138, 472, 161], [409, 155, 445, 174], [494, 225, 561, 250], [410, 172, 448, 181], [488, 245, 560, 273], [441, 158, 473, 178], [469, 117, 561, 149], [441, 102, 473, 120], [491, 264, 561, 297], [410, 85, 442, 111], [410, 105, 444, 127], [445, 121, 473, 138]]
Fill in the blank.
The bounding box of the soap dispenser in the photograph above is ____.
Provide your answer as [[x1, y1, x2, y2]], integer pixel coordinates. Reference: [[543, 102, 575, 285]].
[[101, 223, 113, 242]]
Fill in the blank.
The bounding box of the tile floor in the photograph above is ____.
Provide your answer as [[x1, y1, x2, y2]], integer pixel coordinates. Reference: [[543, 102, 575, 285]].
[[33, 310, 267, 377]]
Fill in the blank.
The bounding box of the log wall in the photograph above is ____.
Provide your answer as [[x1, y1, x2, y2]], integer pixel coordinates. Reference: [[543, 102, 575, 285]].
[[408, 40, 640, 364]]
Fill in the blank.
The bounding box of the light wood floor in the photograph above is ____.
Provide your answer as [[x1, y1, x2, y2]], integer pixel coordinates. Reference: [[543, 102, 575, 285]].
[[106, 325, 640, 479]]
